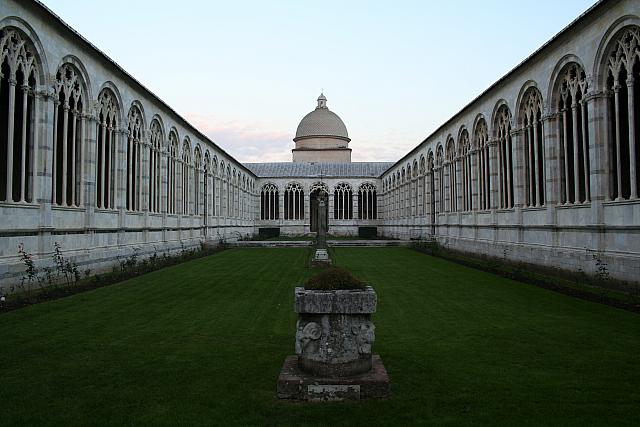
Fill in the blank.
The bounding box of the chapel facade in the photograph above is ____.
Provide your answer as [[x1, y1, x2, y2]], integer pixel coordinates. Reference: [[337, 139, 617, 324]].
[[0, 0, 638, 288]]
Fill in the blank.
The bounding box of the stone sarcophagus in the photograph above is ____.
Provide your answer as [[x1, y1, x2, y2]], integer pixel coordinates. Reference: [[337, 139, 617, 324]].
[[294, 286, 377, 377], [277, 285, 389, 401]]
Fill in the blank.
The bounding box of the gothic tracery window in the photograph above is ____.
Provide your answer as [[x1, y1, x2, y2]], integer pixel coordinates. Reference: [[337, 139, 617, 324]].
[[605, 26, 639, 200], [193, 146, 201, 216], [403, 166, 409, 217], [182, 141, 191, 215], [494, 105, 514, 209], [427, 151, 435, 219], [334, 182, 353, 220], [0, 28, 38, 204], [284, 182, 304, 220], [148, 119, 163, 213], [95, 89, 118, 209], [419, 156, 426, 216], [558, 63, 590, 204], [166, 131, 178, 214], [212, 158, 218, 216], [520, 88, 546, 207], [358, 182, 377, 220], [474, 119, 490, 210], [225, 165, 233, 218], [436, 146, 444, 214], [125, 105, 143, 211], [445, 138, 457, 212], [391, 175, 397, 218], [203, 151, 210, 219], [458, 131, 472, 211], [260, 183, 279, 220], [52, 63, 84, 207]]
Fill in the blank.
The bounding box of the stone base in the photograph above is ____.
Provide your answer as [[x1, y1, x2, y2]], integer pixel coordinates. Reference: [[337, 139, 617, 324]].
[[313, 249, 331, 265], [276, 355, 390, 401]]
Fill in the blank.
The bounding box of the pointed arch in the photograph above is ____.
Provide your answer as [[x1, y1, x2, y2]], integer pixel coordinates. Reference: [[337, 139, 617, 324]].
[[260, 182, 279, 220], [50, 61, 87, 207], [518, 85, 546, 207], [125, 103, 144, 211], [493, 103, 514, 209], [148, 116, 164, 213], [458, 127, 472, 211], [358, 182, 377, 220], [474, 116, 490, 210], [600, 23, 640, 200], [333, 182, 353, 220], [94, 87, 119, 209], [284, 181, 304, 220], [166, 129, 179, 214], [0, 26, 41, 203], [182, 137, 192, 215]]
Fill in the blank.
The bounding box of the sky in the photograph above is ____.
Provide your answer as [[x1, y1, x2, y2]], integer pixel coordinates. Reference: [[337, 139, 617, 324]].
[[41, 0, 596, 163]]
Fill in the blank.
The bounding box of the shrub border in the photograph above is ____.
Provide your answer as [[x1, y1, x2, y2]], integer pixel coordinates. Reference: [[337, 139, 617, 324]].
[[410, 240, 640, 315]]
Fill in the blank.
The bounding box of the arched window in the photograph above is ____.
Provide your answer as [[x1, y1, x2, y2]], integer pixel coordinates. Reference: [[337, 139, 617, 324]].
[[427, 151, 435, 221], [226, 167, 231, 216], [212, 157, 218, 216], [558, 63, 590, 203], [411, 159, 419, 217], [52, 63, 84, 207], [241, 175, 246, 219], [203, 151, 210, 219], [229, 169, 238, 218], [407, 165, 413, 216], [494, 105, 514, 209], [95, 89, 118, 210], [521, 88, 545, 207], [419, 157, 426, 216], [260, 183, 279, 220], [166, 131, 178, 214], [334, 182, 353, 220], [358, 182, 377, 219], [148, 119, 163, 213], [391, 175, 396, 218], [605, 26, 639, 201], [194, 146, 202, 216], [284, 182, 304, 220], [218, 160, 225, 216], [398, 169, 403, 216], [446, 138, 457, 212], [436, 146, 444, 214], [475, 118, 490, 210], [125, 105, 143, 211], [458, 130, 472, 211], [0, 28, 38, 204], [182, 140, 191, 215], [234, 170, 239, 218]]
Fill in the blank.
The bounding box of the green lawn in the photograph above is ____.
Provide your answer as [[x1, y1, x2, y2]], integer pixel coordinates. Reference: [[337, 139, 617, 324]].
[[1, 248, 638, 426]]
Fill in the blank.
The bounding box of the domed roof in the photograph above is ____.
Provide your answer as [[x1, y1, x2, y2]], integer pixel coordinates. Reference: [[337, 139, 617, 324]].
[[294, 94, 350, 142]]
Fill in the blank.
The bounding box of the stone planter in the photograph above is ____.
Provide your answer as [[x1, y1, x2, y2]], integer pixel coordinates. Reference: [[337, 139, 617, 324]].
[[294, 286, 377, 377]]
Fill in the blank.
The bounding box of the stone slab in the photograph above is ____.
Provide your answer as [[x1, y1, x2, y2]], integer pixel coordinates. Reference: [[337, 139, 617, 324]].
[[314, 249, 329, 260], [295, 286, 377, 314], [276, 355, 390, 401]]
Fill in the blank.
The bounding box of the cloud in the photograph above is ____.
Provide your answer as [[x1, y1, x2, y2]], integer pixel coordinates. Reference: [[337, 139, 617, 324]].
[[185, 113, 293, 163], [185, 112, 417, 164]]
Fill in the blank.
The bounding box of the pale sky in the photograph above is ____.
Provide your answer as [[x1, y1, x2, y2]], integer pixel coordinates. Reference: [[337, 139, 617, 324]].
[[41, 0, 596, 163]]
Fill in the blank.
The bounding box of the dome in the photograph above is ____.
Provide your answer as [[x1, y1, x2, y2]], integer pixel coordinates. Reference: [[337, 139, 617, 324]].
[[294, 94, 350, 142]]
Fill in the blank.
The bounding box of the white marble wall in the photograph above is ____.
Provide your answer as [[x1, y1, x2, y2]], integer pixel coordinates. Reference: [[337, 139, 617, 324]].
[[378, 0, 640, 282], [0, 1, 257, 289]]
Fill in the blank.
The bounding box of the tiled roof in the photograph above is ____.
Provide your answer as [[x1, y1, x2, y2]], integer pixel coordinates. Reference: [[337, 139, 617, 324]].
[[243, 162, 394, 178]]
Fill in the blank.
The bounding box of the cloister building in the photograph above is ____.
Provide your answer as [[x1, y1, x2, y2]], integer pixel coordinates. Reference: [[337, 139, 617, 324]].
[[0, 0, 639, 287]]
